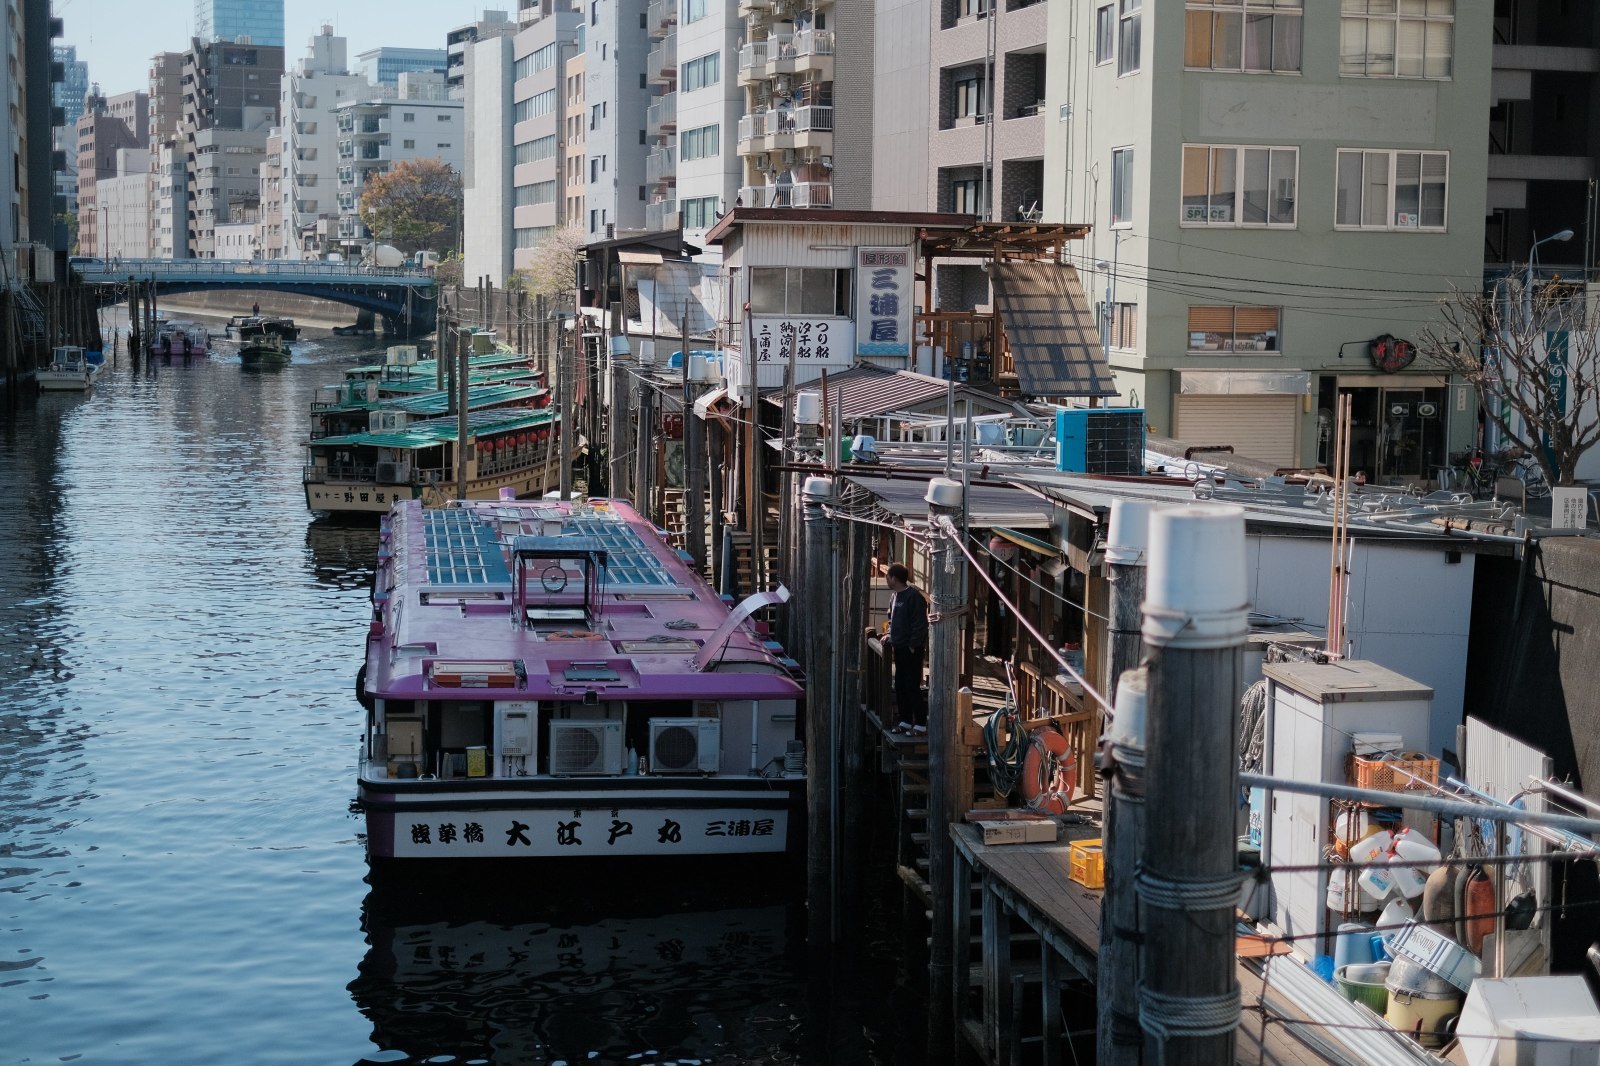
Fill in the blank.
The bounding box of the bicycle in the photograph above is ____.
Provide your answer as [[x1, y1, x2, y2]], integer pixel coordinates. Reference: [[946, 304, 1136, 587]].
[[1503, 451, 1552, 499], [1446, 449, 1498, 499]]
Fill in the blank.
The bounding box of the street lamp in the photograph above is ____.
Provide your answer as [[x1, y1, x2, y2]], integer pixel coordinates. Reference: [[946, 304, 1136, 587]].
[[1524, 228, 1574, 329]]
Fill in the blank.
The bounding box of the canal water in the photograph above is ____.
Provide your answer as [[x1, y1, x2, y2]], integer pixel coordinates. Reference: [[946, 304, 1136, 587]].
[[0, 331, 912, 1065]]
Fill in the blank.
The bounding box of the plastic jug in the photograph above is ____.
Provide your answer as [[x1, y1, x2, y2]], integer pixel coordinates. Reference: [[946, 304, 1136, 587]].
[[1391, 828, 1442, 866], [1377, 898, 1415, 950], [1350, 830, 1394, 866], [1387, 854, 1429, 899], [1359, 861, 1400, 903]]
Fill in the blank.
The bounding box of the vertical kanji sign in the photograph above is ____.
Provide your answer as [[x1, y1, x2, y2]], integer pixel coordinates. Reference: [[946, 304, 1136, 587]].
[[855, 247, 912, 358]]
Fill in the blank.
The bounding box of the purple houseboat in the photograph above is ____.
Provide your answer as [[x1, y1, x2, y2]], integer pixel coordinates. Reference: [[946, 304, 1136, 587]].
[[356, 496, 806, 861]]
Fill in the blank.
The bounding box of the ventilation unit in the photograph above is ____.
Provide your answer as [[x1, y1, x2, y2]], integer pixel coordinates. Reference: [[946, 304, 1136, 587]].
[[375, 460, 411, 484], [1054, 408, 1146, 476], [549, 719, 624, 775], [648, 718, 721, 774], [369, 410, 405, 432]]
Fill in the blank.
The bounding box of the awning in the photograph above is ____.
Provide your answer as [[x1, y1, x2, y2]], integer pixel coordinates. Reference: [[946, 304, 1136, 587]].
[[990, 261, 1117, 399], [693, 387, 731, 419], [989, 526, 1060, 556], [617, 249, 664, 265]]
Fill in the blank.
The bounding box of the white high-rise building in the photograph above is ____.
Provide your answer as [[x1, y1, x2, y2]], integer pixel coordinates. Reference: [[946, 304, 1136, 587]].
[[281, 26, 373, 258], [333, 87, 463, 256], [583, 0, 650, 240], [96, 147, 151, 258]]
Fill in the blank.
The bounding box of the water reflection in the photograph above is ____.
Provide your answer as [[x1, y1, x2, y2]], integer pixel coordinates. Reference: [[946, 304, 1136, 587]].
[[306, 519, 379, 591], [351, 868, 809, 1065]]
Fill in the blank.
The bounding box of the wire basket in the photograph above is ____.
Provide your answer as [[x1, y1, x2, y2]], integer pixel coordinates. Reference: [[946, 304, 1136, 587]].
[[1348, 752, 1439, 793]]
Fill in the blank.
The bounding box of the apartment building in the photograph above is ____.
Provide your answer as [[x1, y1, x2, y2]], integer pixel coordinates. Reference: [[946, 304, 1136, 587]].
[[734, 0, 836, 212], [644, 0, 738, 242], [75, 91, 147, 257], [5, 0, 63, 259], [511, 2, 584, 267], [259, 130, 284, 257], [927, 0, 1047, 222], [447, 9, 518, 99], [146, 52, 184, 255], [358, 47, 448, 86], [96, 148, 151, 258], [52, 45, 88, 219], [152, 141, 189, 258], [333, 90, 463, 256], [181, 37, 284, 257], [583, 0, 650, 240], [562, 45, 586, 231], [1042, 1, 1488, 481], [464, 33, 517, 285], [281, 27, 373, 258]]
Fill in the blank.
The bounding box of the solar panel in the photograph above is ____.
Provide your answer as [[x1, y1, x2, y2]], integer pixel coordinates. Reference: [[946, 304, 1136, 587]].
[[424, 509, 512, 589], [558, 514, 680, 588]]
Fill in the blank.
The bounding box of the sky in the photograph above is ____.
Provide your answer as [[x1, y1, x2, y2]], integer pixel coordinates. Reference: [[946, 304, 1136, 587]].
[[57, 0, 497, 97]]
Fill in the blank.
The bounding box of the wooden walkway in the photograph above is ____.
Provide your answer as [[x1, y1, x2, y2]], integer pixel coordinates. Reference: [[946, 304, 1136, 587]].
[[950, 823, 1329, 1066]]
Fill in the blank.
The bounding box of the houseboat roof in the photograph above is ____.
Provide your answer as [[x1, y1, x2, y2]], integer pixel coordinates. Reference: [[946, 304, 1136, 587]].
[[703, 208, 986, 245], [386, 383, 547, 416], [369, 498, 803, 702], [312, 408, 557, 451]]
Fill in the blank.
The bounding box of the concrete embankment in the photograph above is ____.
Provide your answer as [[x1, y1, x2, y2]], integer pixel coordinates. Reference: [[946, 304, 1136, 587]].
[[154, 289, 369, 330]]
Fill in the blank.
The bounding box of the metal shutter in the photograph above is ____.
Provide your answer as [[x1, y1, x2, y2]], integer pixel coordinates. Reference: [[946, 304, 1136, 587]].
[[1176, 395, 1299, 467]]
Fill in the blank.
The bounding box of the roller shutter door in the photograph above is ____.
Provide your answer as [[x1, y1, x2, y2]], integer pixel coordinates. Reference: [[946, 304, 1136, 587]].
[[1176, 395, 1299, 467]]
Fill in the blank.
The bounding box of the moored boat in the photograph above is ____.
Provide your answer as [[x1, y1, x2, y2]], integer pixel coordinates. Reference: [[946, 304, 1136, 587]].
[[226, 314, 299, 341], [37, 346, 99, 391], [239, 335, 292, 366], [354, 496, 806, 861], [149, 320, 210, 358]]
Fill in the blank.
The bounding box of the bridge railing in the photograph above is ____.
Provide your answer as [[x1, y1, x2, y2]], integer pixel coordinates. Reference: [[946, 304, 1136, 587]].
[[76, 258, 434, 283]]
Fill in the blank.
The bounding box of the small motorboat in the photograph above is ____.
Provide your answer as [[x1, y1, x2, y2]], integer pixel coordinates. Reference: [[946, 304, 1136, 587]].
[[37, 346, 100, 391], [239, 335, 292, 367]]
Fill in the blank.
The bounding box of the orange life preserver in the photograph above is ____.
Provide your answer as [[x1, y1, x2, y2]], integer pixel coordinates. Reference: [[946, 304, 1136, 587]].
[[546, 629, 603, 640], [1019, 726, 1077, 814]]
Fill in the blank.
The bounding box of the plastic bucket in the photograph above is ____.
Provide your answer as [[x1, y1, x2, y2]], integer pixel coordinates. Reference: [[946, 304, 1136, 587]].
[[1335, 963, 1391, 1015], [1334, 923, 1375, 971]]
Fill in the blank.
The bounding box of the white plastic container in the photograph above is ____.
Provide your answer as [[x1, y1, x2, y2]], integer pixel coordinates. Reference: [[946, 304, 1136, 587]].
[[1359, 862, 1401, 903], [1378, 898, 1416, 950], [1391, 920, 1481, 994], [1350, 830, 1394, 866], [1387, 854, 1429, 899], [1391, 828, 1442, 866], [1141, 505, 1247, 649]]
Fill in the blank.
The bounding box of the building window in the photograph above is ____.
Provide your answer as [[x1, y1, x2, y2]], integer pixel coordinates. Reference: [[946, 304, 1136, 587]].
[[954, 71, 988, 120], [680, 123, 720, 161], [403, 139, 414, 149], [685, 0, 708, 21], [1335, 149, 1447, 230], [749, 267, 851, 316], [682, 195, 719, 228], [517, 135, 557, 164], [1187, 306, 1280, 353], [403, 112, 415, 122], [1340, 0, 1453, 79], [1180, 145, 1298, 226], [960, 0, 990, 18], [951, 177, 982, 214], [1118, 0, 1142, 76], [1110, 146, 1134, 226], [514, 181, 558, 206], [683, 53, 720, 92], [1095, 5, 1115, 64], [1106, 302, 1138, 349], [1184, 1, 1302, 73]]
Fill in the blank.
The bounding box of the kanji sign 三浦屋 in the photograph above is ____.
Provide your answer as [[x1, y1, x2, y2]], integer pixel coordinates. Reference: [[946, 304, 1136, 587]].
[[855, 247, 912, 357]]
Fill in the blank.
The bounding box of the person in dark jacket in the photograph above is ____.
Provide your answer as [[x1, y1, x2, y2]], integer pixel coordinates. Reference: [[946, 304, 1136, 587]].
[[885, 563, 928, 733]]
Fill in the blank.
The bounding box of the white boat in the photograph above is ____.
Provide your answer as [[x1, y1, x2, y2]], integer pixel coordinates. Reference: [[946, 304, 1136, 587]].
[[37, 346, 99, 391]]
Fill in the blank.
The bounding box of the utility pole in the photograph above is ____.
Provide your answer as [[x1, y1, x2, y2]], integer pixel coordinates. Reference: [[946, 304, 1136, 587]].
[[802, 474, 837, 971], [558, 325, 573, 499], [925, 477, 967, 1062], [635, 371, 654, 517], [456, 327, 471, 500], [1139, 505, 1247, 1065], [1096, 494, 1154, 1066]]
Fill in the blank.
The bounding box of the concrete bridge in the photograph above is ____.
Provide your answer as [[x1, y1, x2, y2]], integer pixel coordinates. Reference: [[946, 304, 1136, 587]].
[[74, 258, 438, 336]]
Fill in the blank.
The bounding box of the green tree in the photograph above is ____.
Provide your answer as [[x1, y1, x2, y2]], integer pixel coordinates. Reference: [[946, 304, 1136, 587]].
[[358, 159, 462, 255]]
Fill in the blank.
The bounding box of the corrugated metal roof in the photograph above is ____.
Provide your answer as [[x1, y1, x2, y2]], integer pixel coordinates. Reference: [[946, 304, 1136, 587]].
[[990, 261, 1117, 399], [309, 408, 558, 451], [389, 383, 546, 415], [763, 365, 1017, 422], [843, 474, 1053, 529]]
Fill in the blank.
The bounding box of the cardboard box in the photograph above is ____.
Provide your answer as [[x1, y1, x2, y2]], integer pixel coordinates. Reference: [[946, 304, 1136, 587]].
[[967, 810, 1058, 845]]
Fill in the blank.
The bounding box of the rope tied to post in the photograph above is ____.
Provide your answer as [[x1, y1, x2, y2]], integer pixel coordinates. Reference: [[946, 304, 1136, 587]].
[[1133, 867, 1249, 911], [1137, 982, 1242, 1039]]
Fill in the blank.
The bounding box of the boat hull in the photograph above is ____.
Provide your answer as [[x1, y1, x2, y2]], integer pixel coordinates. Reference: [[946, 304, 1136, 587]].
[[37, 373, 92, 391], [305, 465, 556, 514], [359, 778, 803, 860]]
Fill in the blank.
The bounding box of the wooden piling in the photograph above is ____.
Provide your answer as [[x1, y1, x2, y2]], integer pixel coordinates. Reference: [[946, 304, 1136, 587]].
[[1138, 506, 1246, 1065], [926, 480, 968, 1062], [1097, 499, 1152, 1066], [802, 476, 838, 968]]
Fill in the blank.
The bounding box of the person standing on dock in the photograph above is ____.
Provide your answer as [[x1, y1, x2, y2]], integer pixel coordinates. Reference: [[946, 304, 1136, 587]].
[[885, 563, 928, 734]]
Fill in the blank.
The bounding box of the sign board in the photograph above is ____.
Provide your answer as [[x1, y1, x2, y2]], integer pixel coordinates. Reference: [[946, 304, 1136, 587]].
[[388, 806, 790, 857], [854, 246, 912, 357], [1551, 486, 1588, 530]]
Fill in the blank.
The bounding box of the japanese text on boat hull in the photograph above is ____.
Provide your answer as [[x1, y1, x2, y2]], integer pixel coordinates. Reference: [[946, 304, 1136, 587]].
[[372, 807, 790, 858]]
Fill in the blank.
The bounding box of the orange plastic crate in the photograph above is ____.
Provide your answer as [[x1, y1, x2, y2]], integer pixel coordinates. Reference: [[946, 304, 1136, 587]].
[[1349, 752, 1439, 793], [1068, 838, 1105, 889]]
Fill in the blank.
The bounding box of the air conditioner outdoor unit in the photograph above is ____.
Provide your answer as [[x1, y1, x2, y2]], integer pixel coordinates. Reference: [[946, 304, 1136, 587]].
[[649, 717, 721, 774], [775, 75, 790, 94], [549, 719, 624, 775], [755, 156, 770, 171], [369, 410, 405, 432], [780, 148, 795, 166], [820, 155, 833, 169], [375, 460, 411, 483]]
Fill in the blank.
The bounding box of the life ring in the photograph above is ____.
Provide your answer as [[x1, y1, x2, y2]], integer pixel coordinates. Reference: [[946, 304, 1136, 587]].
[[1369, 333, 1416, 374], [1019, 727, 1077, 814], [546, 629, 603, 640]]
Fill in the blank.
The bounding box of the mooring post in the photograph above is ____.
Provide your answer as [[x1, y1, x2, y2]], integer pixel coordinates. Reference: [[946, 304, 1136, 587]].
[[802, 475, 837, 970], [1097, 499, 1153, 1066], [1138, 505, 1246, 1066], [925, 477, 967, 1062], [558, 326, 573, 500]]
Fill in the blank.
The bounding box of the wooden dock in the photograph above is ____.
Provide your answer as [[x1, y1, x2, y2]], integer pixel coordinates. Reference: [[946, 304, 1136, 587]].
[[949, 820, 1328, 1066]]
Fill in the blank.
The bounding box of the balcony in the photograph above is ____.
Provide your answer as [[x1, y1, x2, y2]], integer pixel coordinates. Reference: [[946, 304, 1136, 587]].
[[738, 110, 771, 144], [739, 181, 833, 208], [739, 40, 771, 82], [648, 39, 677, 85], [737, 0, 771, 14], [295, 120, 318, 135], [645, 145, 677, 185], [648, 0, 677, 30], [646, 92, 677, 135], [645, 198, 680, 231]]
